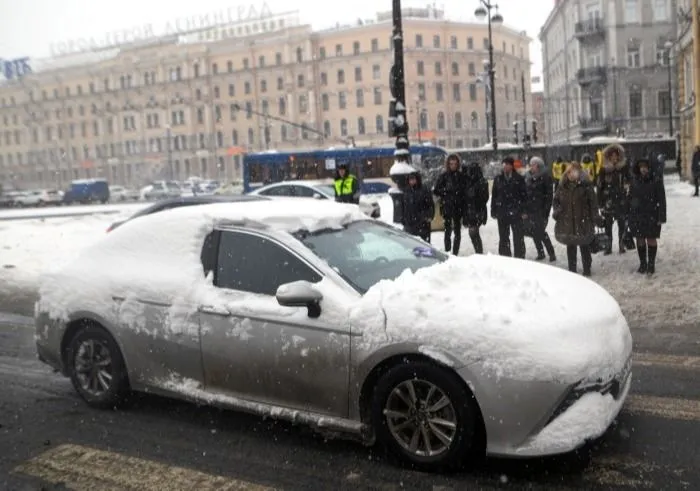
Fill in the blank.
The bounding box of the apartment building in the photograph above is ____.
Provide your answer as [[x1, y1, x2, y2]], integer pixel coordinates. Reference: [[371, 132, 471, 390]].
[[0, 7, 531, 189], [676, 0, 695, 178], [540, 0, 678, 143]]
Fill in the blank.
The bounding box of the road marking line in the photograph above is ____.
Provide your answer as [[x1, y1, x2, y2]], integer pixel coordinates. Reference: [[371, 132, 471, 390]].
[[633, 352, 700, 370], [14, 443, 276, 491], [626, 394, 700, 422]]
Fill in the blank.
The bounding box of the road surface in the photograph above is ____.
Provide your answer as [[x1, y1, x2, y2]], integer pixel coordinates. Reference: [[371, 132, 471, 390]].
[[1, 314, 699, 490]]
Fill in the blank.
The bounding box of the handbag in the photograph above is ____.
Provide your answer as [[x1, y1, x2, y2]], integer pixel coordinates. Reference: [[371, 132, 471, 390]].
[[622, 228, 636, 250], [591, 228, 611, 254]]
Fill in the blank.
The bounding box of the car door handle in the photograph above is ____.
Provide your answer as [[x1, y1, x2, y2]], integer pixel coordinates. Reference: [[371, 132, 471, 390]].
[[198, 305, 231, 317]]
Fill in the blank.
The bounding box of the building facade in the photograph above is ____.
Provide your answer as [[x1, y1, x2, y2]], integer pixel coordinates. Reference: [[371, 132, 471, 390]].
[[677, 0, 696, 178], [540, 0, 678, 143], [0, 8, 531, 190], [530, 90, 546, 143]]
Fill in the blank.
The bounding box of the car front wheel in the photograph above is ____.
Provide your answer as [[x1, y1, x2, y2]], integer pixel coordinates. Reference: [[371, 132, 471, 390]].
[[371, 361, 481, 471], [66, 325, 130, 409]]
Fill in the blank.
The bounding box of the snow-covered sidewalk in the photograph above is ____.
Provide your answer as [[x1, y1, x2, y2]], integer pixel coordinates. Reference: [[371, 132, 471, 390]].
[[0, 176, 697, 328]]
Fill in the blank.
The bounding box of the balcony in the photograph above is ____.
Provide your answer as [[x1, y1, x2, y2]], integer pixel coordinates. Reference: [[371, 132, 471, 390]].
[[579, 117, 611, 137], [574, 18, 605, 44], [577, 66, 607, 87]]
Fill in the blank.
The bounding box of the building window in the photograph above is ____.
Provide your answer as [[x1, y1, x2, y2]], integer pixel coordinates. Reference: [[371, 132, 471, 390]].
[[416, 34, 423, 47], [373, 87, 382, 105], [435, 62, 442, 76], [471, 111, 479, 129], [296, 47, 303, 62], [626, 45, 641, 68], [419, 112, 428, 130], [469, 84, 477, 101], [467, 37, 474, 50], [450, 36, 457, 49], [629, 89, 643, 118], [335, 44, 343, 56], [227, 61, 233, 72], [436, 83, 444, 102], [356, 89, 364, 107], [355, 66, 362, 82], [340, 119, 348, 136], [433, 35, 440, 48], [353, 41, 360, 55], [324, 120, 331, 137], [656, 44, 670, 66], [337, 69, 345, 84], [258, 56, 265, 68], [339, 92, 347, 109], [277, 77, 284, 90], [376, 115, 384, 133], [451, 62, 459, 76], [322, 94, 329, 111], [652, 0, 668, 21], [320, 72, 327, 85], [278, 97, 286, 115], [417, 61, 424, 76], [657, 90, 671, 115], [275, 53, 282, 65], [297, 74, 305, 87], [452, 83, 461, 101], [245, 81, 251, 94], [357, 117, 366, 135], [418, 83, 426, 101], [372, 65, 381, 80], [437, 112, 446, 130], [299, 95, 308, 113], [454, 112, 463, 129], [260, 80, 267, 92], [625, 0, 639, 23], [371, 39, 379, 52], [483, 37, 489, 50], [468, 63, 476, 76]]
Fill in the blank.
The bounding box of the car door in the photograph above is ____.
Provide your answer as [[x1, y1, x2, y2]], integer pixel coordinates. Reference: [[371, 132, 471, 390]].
[[257, 185, 293, 197], [198, 229, 351, 417]]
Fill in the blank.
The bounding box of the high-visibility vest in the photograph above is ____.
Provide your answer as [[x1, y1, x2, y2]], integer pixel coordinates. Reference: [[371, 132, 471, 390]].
[[334, 175, 357, 196], [552, 162, 564, 180], [581, 162, 596, 181]]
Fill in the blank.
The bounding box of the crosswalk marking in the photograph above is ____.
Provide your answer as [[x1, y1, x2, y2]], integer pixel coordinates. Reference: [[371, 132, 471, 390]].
[[633, 352, 700, 370], [13, 444, 276, 491], [626, 394, 700, 422]]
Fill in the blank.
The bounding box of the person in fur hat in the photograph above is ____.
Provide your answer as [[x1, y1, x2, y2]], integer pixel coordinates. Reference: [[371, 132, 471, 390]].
[[597, 143, 630, 254]]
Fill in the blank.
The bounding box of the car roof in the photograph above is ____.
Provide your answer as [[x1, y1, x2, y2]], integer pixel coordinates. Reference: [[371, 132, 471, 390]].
[[129, 194, 270, 219]]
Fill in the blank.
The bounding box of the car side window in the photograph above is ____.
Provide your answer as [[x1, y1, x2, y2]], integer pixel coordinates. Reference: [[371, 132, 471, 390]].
[[215, 231, 322, 296], [259, 185, 291, 196], [293, 186, 316, 198]]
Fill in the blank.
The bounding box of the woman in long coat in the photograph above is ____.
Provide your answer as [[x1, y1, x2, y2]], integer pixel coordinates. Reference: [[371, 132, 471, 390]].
[[628, 159, 667, 275], [553, 162, 600, 276], [597, 143, 630, 255]]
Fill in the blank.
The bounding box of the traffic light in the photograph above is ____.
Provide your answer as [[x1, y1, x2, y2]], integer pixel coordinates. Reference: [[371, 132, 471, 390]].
[[513, 121, 519, 144], [532, 121, 538, 143]]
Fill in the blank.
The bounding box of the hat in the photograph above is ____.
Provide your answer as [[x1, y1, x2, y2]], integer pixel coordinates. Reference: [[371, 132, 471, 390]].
[[502, 157, 515, 166]]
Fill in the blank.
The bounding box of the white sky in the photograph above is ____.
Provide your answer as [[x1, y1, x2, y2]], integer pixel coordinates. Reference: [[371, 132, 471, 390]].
[[0, 0, 550, 89]]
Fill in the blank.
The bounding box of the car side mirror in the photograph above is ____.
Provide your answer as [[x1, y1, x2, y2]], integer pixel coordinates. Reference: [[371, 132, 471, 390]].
[[276, 280, 323, 318]]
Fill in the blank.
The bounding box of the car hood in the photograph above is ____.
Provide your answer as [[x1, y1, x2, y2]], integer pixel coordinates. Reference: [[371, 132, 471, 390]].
[[349, 254, 632, 384]]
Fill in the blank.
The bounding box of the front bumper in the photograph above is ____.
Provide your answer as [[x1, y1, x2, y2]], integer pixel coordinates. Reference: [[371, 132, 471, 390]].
[[512, 370, 632, 457]]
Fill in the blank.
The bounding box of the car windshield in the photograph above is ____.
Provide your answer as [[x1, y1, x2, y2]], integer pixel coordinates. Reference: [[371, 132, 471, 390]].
[[295, 220, 447, 293]]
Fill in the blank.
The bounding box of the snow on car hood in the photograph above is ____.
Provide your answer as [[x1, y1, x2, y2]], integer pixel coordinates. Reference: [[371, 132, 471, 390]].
[[350, 254, 632, 384]]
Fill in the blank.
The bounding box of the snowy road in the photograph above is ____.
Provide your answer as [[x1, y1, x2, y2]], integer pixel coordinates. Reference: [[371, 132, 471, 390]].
[[1, 315, 700, 489]]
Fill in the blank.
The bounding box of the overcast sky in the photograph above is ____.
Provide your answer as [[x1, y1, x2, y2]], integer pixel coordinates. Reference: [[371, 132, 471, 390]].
[[0, 0, 549, 89]]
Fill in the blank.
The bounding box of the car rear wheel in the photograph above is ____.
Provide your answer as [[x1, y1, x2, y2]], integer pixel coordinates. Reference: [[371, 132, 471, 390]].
[[371, 361, 480, 471], [66, 325, 130, 409]]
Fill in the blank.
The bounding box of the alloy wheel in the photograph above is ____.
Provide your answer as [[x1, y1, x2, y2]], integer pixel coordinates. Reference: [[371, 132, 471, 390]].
[[74, 339, 114, 397], [383, 379, 458, 458]]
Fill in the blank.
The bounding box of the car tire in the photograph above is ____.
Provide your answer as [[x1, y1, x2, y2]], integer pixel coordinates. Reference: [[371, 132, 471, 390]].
[[371, 361, 481, 471], [65, 325, 131, 409]]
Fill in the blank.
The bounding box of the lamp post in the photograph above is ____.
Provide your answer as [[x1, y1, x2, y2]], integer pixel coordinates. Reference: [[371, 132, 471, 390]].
[[664, 40, 674, 137], [388, 0, 416, 225], [474, 1, 503, 157]]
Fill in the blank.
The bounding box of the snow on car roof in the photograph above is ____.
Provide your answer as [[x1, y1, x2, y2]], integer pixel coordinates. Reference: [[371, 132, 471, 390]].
[[36, 198, 367, 322]]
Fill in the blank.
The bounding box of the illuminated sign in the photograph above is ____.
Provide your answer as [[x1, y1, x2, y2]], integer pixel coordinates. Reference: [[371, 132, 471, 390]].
[[0, 58, 32, 81], [49, 3, 273, 56]]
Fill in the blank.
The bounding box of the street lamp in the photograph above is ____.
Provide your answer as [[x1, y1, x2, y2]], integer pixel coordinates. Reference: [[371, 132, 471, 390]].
[[474, 1, 503, 156], [664, 40, 674, 137]]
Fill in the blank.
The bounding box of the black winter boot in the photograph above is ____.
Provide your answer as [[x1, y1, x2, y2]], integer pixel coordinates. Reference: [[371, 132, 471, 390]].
[[636, 243, 647, 274], [452, 236, 461, 256], [647, 245, 657, 275]]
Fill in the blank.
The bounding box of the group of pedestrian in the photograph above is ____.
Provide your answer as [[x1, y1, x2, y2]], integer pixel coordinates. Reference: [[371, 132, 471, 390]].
[[398, 144, 667, 277]]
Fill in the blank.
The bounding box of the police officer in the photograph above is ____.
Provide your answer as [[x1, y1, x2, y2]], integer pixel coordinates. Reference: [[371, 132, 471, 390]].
[[333, 163, 360, 204]]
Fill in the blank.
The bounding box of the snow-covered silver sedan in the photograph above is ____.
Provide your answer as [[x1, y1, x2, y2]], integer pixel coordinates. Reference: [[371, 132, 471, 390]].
[[35, 199, 632, 471]]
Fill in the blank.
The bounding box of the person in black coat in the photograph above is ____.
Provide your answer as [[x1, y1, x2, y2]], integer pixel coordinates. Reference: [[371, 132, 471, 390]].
[[524, 157, 556, 262], [692, 145, 700, 197], [433, 153, 466, 255], [491, 156, 527, 258], [597, 143, 630, 255], [462, 162, 489, 254], [402, 171, 435, 243], [628, 159, 667, 275]]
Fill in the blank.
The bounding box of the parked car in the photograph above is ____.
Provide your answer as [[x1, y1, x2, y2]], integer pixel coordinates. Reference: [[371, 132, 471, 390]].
[[14, 189, 63, 207], [109, 186, 140, 202], [249, 181, 381, 218], [36, 199, 632, 471], [106, 194, 271, 232], [143, 181, 182, 200], [63, 179, 110, 205], [0, 191, 26, 207], [213, 181, 244, 195]]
